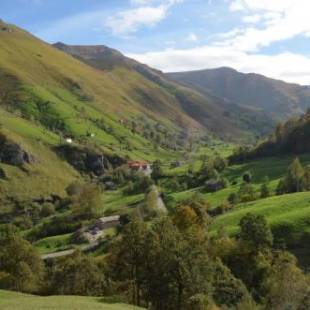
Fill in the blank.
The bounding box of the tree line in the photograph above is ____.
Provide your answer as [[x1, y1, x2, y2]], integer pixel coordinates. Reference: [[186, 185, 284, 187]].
[[0, 204, 309, 310]]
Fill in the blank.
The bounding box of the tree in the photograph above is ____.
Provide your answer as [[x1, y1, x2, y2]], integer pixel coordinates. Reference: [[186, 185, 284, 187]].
[[260, 177, 270, 198], [243, 172, 252, 183], [72, 184, 102, 220], [199, 161, 218, 181], [228, 192, 238, 205], [266, 252, 309, 310], [239, 213, 273, 250], [66, 181, 83, 196], [109, 218, 149, 306], [277, 158, 305, 194], [151, 160, 164, 180], [238, 183, 256, 202], [0, 234, 44, 293], [212, 154, 227, 172], [48, 251, 107, 296], [173, 205, 199, 230], [142, 187, 161, 219]]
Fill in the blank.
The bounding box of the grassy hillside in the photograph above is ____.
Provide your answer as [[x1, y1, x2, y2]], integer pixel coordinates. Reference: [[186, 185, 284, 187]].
[[210, 192, 310, 236], [166, 152, 310, 264], [0, 19, 277, 217], [54, 43, 273, 141], [0, 20, 197, 155], [0, 290, 143, 310]]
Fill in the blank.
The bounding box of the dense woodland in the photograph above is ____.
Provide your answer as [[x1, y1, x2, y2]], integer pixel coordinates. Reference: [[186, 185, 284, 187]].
[[229, 110, 310, 163], [0, 201, 309, 310]]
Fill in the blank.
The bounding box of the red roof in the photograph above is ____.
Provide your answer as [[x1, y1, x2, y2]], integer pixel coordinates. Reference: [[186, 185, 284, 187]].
[[128, 160, 149, 168]]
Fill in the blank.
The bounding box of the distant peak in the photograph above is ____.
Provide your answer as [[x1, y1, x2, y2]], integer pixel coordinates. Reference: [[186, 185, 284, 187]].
[[53, 42, 67, 47], [216, 66, 237, 72]]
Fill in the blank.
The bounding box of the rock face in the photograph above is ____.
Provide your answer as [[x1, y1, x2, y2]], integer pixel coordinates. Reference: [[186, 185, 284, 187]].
[[0, 167, 6, 179], [0, 134, 35, 166], [56, 144, 125, 176]]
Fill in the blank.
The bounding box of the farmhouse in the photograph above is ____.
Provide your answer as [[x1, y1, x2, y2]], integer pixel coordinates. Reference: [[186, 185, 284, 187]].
[[78, 215, 121, 243], [128, 160, 150, 171]]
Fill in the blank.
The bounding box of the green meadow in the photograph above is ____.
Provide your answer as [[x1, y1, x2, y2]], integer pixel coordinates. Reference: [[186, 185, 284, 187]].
[[0, 290, 144, 310]]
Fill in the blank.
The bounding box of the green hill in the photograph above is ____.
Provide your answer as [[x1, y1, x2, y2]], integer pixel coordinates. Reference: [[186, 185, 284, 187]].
[[0, 20, 277, 213], [54, 43, 274, 141], [0, 290, 143, 310]]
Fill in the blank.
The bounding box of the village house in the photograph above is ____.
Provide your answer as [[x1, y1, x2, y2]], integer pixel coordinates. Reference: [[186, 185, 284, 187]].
[[127, 160, 152, 175], [128, 160, 148, 170], [79, 215, 120, 243]]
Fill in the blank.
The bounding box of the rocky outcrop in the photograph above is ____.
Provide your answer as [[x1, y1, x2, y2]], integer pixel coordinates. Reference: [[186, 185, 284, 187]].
[[55, 144, 125, 176], [0, 134, 35, 166], [0, 167, 6, 179]]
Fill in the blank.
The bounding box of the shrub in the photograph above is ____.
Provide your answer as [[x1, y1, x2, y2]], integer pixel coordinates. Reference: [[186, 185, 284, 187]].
[[40, 203, 55, 217], [0, 234, 44, 293]]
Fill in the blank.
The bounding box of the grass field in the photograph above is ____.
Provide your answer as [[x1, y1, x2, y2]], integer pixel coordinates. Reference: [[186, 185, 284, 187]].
[[210, 191, 310, 237], [171, 154, 310, 208], [0, 290, 144, 310], [34, 233, 73, 254]]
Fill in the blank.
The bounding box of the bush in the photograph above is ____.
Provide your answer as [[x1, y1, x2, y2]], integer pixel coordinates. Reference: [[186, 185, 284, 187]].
[[123, 174, 153, 195], [40, 203, 55, 217], [72, 184, 103, 220], [0, 234, 44, 293], [239, 213, 273, 249], [243, 172, 252, 183], [228, 192, 239, 205], [238, 183, 256, 202], [47, 251, 107, 296]]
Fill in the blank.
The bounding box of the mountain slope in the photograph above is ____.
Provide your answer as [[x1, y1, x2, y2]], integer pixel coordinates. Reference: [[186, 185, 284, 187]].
[[0, 20, 277, 214], [167, 67, 310, 121], [0, 20, 254, 211], [53, 43, 274, 140]]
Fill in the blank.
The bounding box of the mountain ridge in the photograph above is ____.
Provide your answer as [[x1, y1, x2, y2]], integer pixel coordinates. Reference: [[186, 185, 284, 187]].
[[167, 67, 310, 121]]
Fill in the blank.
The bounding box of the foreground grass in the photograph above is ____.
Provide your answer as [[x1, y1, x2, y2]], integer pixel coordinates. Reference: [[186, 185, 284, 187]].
[[0, 290, 143, 310]]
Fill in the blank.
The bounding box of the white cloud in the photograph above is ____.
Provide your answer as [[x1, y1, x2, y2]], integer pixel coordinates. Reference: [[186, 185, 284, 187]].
[[126, 0, 310, 84], [242, 14, 261, 24], [128, 45, 310, 85], [105, 6, 168, 35], [229, 0, 293, 13], [229, 0, 245, 12], [222, 0, 310, 52], [106, 0, 183, 36], [187, 33, 198, 42]]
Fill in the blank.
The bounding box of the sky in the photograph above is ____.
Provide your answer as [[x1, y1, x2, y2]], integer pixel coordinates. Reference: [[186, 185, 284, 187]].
[[2, 0, 310, 84]]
